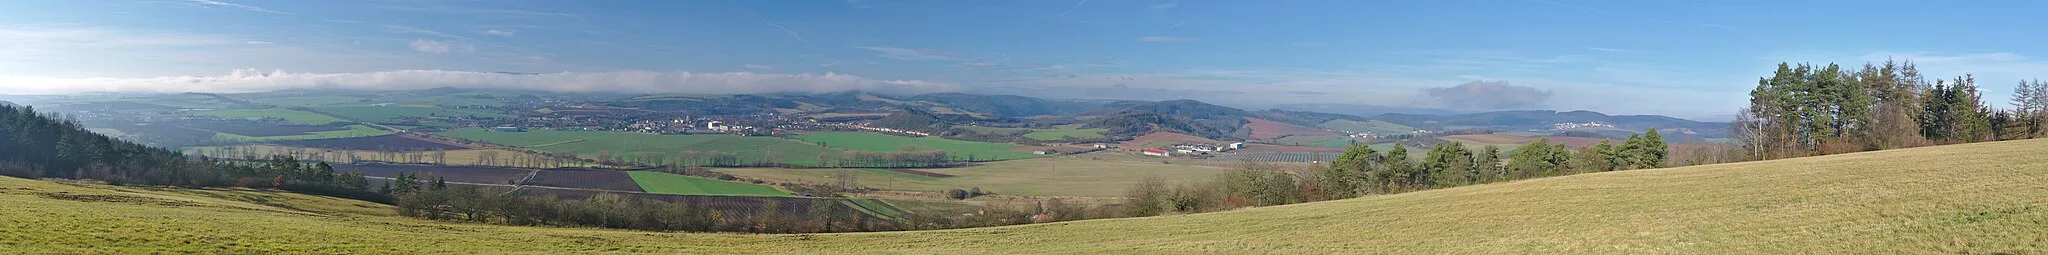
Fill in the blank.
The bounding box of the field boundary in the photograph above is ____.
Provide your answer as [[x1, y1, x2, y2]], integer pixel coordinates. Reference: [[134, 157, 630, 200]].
[[525, 139, 586, 148]]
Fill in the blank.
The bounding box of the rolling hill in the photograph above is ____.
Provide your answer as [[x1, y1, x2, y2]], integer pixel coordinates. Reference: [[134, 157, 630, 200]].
[[1373, 110, 1729, 139], [8, 138, 2046, 253]]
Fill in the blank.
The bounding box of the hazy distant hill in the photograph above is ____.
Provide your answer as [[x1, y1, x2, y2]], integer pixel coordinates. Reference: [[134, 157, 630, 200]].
[[1081, 100, 1259, 140], [906, 93, 1101, 117], [1272, 103, 1466, 117], [1371, 110, 1729, 138]]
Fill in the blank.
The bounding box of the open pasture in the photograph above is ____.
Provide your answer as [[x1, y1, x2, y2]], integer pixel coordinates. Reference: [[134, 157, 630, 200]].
[[437, 128, 844, 166], [793, 132, 1040, 161], [627, 171, 791, 196], [266, 135, 467, 151]]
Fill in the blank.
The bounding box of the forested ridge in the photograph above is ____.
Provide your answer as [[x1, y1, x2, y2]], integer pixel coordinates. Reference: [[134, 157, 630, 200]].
[[0, 104, 381, 201], [1734, 60, 2048, 159]]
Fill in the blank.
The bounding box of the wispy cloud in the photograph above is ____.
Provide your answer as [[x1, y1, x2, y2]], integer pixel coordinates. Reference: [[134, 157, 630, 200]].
[[956, 61, 1064, 71], [243, 40, 274, 45], [1588, 47, 1633, 52], [731, 1, 808, 44], [185, 0, 289, 15], [743, 64, 776, 70], [375, 3, 577, 19], [1169, 21, 1185, 29], [380, 25, 473, 41], [483, 29, 517, 37], [409, 39, 474, 54], [1025, 0, 1092, 28], [1150, 3, 1177, 10], [0, 69, 961, 95], [852, 46, 964, 60], [1138, 36, 1194, 42]]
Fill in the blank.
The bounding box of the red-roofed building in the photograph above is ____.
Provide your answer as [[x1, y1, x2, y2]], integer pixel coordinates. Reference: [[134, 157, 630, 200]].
[[1142, 148, 1171, 157]]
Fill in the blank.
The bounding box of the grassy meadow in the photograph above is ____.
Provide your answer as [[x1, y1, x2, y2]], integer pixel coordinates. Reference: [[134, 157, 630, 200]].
[[313, 106, 512, 123], [210, 125, 391, 142], [959, 125, 1109, 141], [720, 154, 1235, 197], [187, 108, 347, 125], [438, 128, 844, 166], [7, 138, 2048, 253], [181, 144, 599, 168], [793, 132, 1041, 161], [626, 171, 791, 196]]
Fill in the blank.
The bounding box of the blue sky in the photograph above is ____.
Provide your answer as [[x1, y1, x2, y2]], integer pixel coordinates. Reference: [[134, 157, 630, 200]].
[[4, 0, 2047, 120]]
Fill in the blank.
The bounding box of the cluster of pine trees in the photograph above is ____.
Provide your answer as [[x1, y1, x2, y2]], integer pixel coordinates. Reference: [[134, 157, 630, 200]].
[[0, 105, 380, 201], [1126, 131, 1672, 216], [1736, 60, 2048, 159], [1320, 130, 1668, 199]]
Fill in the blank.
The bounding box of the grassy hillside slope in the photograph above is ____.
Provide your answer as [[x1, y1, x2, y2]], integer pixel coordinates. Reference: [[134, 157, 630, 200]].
[[6, 139, 2048, 253]]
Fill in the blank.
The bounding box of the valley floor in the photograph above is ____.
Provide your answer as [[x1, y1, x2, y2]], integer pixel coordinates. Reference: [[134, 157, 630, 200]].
[[5, 139, 2048, 254]]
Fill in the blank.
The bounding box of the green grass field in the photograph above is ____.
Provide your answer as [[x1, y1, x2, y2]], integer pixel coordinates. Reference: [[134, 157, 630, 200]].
[[211, 125, 392, 142], [243, 95, 374, 107], [312, 106, 512, 122], [8, 139, 2048, 253], [626, 171, 791, 196], [188, 109, 347, 125], [841, 199, 905, 219], [438, 128, 844, 166], [721, 154, 1235, 197], [793, 132, 1040, 161]]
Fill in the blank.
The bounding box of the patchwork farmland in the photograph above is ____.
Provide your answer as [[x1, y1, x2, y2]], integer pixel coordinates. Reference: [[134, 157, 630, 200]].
[[793, 132, 1041, 161], [437, 128, 844, 166]]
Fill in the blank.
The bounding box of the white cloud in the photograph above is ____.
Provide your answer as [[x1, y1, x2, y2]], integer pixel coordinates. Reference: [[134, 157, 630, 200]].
[[743, 64, 776, 70], [1150, 3, 1177, 10], [483, 29, 517, 37], [0, 69, 962, 95], [186, 0, 289, 15], [243, 40, 275, 45], [409, 39, 474, 54], [1138, 36, 1193, 42], [852, 46, 963, 60], [381, 25, 469, 41]]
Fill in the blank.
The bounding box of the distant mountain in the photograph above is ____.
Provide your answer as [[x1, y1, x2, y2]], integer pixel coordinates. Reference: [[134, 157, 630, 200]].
[[905, 93, 1101, 117], [1081, 100, 1257, 140], [1272, 103, 1466, 117], [1370, 110, 1729, 139]]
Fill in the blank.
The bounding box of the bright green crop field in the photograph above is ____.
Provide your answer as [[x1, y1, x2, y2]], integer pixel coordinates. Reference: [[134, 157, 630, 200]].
[[626, 171, 791, 196]]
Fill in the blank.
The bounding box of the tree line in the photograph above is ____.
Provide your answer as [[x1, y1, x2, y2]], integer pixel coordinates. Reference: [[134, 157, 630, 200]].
[[1735, 60, 2048, 160], [0, 104, 383, 202], [1125, 130, 1670, 216]]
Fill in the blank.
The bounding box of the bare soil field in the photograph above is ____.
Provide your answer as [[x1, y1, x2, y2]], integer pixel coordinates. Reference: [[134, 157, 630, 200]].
[[268, 135, 468, 151], [1244, 117, 1337, 140], [333, 163, 530, 184], [1236, 143, 1346, 153], [526, 170, 644, 192], [1441, 134, 1539, 144]]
